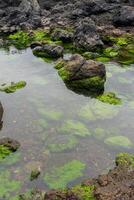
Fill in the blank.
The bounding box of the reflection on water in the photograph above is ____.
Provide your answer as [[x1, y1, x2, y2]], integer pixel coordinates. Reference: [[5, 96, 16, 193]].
[[0, 47, 134, 198]]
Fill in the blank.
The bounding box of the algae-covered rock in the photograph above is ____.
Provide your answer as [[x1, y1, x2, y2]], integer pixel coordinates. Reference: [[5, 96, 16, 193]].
[[51, 28, 74, 43], [44, 160, 85, 189], [79, 101, 119, 121], [46, 135, 78, 152], [0, 170, 21, 199], [116, 153, 134, 167], [97, 92, 122, 105], [33, 44, 63, 58], [104, 136, 133, 148], [0, 138, 20, 152], [59, 120, 91, 137], [0, 81, 26, 93], [55, 54, 106, 92], [30, 169, 41, 181]]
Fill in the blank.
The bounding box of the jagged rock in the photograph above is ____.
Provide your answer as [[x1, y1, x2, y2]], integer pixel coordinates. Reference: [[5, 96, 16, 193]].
[[113, 6, 134, 26], [74, 18, 103, 51]]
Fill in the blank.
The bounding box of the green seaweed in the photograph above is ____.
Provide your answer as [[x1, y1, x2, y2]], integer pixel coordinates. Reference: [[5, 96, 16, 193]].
[[47, 135, 78, 152], [59, 120, 91, 137], [97, 92, 122, 105], [44, 160, 86, 189], [38, 108, 63, 120], [0, 145, 11, 159], [104, 136, 133, 148], [0, 170, 21, 199], [0, 81, 26, 93]]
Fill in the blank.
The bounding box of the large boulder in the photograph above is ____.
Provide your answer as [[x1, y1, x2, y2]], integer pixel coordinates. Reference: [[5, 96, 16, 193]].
[[55, 54, 106, 92], [74, 18, 103, 51], [113, 6, 134, 26]]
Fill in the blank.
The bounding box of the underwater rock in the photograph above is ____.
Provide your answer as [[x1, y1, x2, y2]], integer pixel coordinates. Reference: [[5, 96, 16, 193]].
[[30, 169, 41, 181], [0, 137, 20, 152], [59, 120, 91, 137], [33, 44, 63, 58], [55, 54, 106, 92], [46, 134, 78, 152], [104, 136, 133, 148], [44, 160, 85, 189], [0, 81, 26, 93]]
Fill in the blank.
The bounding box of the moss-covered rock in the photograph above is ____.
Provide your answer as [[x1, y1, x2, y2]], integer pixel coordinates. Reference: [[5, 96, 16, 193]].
[[71, 185, 95, 200], [0, 81, 26, 93], [55, 54, 106, 92], [116, 153, 134, 167], [44, 160, 86, 189], [104, 136, 133, 148], [97, 92, 122, 105], [59, 120, 91, 137]]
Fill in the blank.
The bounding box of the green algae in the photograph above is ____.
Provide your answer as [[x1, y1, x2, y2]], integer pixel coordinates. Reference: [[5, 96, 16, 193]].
[[0, 152, 20, 165], [38, 108, 63, 121], [0, 145, 11, 159], [71, 185, 95, 200], [97, 92, 122, 105], [93, 128, 106, 140], [96, 57, 110, 62], [38, 119, 48, 129], [116, 153, 134, 167], [46, 135, 78, 153], [0, 81, 26, 93], [59, 120, 91, 137], [8, 31, 32, 49], [44, 160, 86, 189], [79, 101, 119, 121], [0, 170, 21, 199], [104, 136, 133, 148], [103, 47, 119, 58]]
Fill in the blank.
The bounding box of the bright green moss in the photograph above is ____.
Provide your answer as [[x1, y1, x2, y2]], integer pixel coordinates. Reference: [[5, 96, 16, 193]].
[[0, 145, 11, 159], [71, 185, 95, 200], [47, 135, 78, 152], [59, 120, 91, 137], [44, 160, 86, 189], [8, 31, 32, 49], [116, 153, 134, 167], [58, 67, 71, 82], [38, 108, 63, 120], [0, 81, 26, 93], [96, 57, 110, 62], [97, 92, 122, 105], [69, 76, 105, 90], [0, 170, 21, 199], [104, 136, 133, 148], [55, 59, 66, 70], [103, 47, 119, 58]]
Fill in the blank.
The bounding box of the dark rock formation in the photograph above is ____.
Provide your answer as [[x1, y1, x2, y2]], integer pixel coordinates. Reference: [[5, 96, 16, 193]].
[[0, 102, 3, 130]]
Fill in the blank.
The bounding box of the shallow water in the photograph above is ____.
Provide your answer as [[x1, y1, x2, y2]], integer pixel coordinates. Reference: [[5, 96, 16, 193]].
[[0, 47, 134, 198]]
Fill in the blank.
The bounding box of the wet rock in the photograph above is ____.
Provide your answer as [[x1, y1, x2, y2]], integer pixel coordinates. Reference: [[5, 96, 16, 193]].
[[113, 6, 134, 26], [0, 102, 3, 130], [33, 44, 64, 58], [74, 18, 103, 51], [51, 28, 74, 43], [0, 137, 20, 151], [55, 54, 106, 91]]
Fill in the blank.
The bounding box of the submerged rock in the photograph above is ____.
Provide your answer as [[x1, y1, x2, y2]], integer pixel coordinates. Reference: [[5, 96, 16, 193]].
[[0, 137, 20, 152], [0, 81, 26, 93], [33, 44, 64, 58], [55, 54, 106, 92]]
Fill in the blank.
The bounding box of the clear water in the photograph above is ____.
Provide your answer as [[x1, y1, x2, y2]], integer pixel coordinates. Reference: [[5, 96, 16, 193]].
[[0, 47, 134, 197]]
